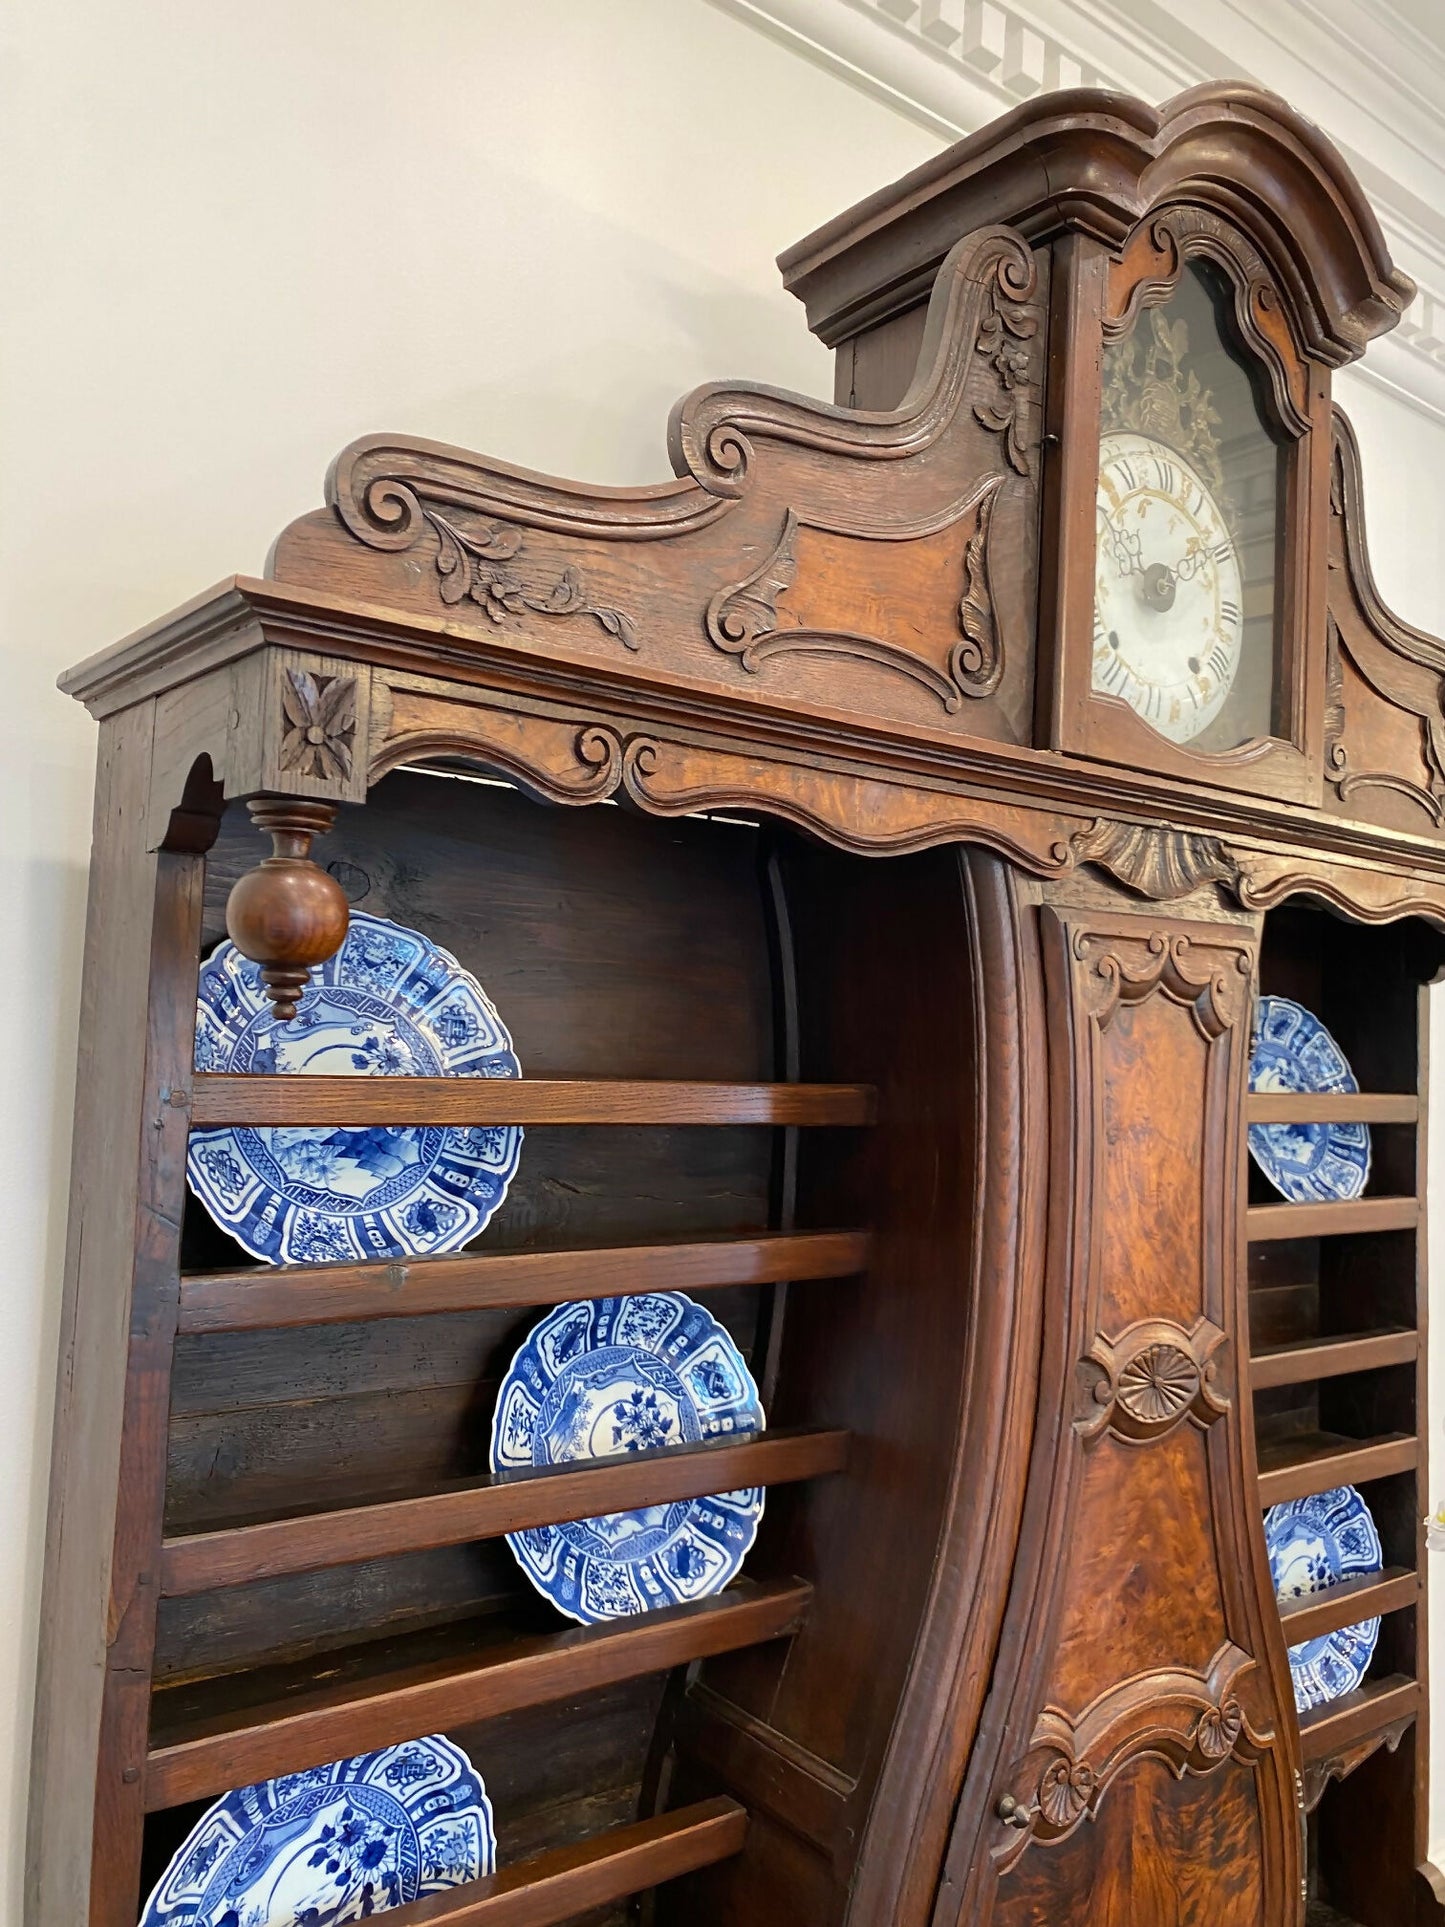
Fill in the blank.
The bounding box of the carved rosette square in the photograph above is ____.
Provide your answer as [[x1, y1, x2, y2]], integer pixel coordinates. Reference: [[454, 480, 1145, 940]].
[[278, 668, 358, 783]]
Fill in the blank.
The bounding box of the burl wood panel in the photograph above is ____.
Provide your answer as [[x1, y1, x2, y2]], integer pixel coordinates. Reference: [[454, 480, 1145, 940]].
[[935, 894, 1302, 1926]]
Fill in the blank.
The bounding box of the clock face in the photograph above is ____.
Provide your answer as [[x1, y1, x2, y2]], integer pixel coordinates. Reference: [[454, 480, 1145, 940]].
[[1093, 430, 1244, 745]]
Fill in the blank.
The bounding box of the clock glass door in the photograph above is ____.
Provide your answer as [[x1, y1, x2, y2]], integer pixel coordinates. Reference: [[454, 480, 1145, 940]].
[[1093, 261, 1286, 753]]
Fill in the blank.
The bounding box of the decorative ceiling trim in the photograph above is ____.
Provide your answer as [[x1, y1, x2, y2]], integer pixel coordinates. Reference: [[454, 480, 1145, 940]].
[[708, 0, 1445, 424]]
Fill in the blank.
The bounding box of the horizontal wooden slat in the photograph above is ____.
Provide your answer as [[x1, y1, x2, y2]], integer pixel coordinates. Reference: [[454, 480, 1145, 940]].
[[161, 1427, 849, 1595], [145, 1577, 810, 1810], [1277, 1568, 1418, 1646], [1257, 1432, 1419, 1506], [1298, 1673, 1418, 1763], [1246, 1092, 1419, 1125], [1245, 1197, 1419, 1242], [1250, 1328, 1419, 1390], [379, 1798, 747, 1926], [177, 1228, 871, 1334], [190, 1075, 876, 1128]]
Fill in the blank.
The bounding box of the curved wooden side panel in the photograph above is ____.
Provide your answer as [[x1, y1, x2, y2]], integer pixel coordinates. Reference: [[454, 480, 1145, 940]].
[[933, 891, 1303, 1926], [842, 854, 1050, 1925], [1324, 409, 1445, 840], [651, 848, 1048, 1926], [269, 226, 1047, 745]]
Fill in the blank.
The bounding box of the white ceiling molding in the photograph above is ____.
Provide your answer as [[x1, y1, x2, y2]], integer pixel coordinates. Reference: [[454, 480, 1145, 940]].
[[708, 0, 1445, 425]]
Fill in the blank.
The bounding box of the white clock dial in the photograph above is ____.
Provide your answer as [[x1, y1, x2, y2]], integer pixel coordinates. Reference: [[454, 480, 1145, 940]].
[[1093, 430, 1244, 745]]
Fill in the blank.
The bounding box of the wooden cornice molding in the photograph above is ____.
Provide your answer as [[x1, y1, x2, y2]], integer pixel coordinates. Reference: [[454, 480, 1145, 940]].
[[779, 82, 1413, 361]]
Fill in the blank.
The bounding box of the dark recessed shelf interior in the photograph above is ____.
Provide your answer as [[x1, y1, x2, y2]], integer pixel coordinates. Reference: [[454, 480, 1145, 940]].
[[1250, 905, 1434, 1927]]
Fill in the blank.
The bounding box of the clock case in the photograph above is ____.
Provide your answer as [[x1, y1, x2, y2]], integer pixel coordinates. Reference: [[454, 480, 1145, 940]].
[[33, 80, 1445, 1927]]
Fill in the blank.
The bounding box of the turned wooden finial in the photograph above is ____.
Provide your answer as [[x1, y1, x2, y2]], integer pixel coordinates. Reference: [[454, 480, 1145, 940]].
[[225, 797, 350, 1021]]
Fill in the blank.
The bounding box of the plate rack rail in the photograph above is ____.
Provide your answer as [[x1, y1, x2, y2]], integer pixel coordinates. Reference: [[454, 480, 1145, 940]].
[[147, 1071, 875, 1920], [1242, 915, 1433, 1927]]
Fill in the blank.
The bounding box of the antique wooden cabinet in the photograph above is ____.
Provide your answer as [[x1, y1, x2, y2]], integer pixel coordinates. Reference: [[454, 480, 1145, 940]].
[[29, 82, 1445, 1927]]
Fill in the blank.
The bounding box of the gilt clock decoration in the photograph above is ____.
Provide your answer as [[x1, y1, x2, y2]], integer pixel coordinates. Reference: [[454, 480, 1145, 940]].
[[1092, 260, 1287, 757]]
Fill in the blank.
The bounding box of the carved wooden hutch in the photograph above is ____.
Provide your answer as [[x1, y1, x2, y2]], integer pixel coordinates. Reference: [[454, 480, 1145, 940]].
[[30, 82, 1445, 1927]]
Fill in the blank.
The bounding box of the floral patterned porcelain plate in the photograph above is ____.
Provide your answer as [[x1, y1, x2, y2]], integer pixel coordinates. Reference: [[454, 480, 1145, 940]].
[[189, 910, 522, 1265], [139, 1735, 493, 1926], [1248, 995, 1371, 1204], [1264, 1484, 1383, 1712], [492, 1292, 765, 1624]]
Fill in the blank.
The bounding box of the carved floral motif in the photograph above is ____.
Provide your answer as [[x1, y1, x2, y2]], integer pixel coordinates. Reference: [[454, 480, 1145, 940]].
[[278, 670, 357, 782], [973, 257, 1041, 478], [425, 510, 638, 649]]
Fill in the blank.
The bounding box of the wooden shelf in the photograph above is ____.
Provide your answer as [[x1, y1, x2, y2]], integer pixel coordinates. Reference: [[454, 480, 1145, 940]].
[[1245, 1197, 1419, 1242], [160, 1426, 849, 1595], [145, 1576, 811, 1810], [1256, 1432, 1419, 1506], [1298, 1674, 1419, 1763], [1250, 1328, 1419, 1391], [1279, 1569, 1418, 1645], [376, 1799, 747, 1925], [177, 1228, 870, 1334], [189, 1075, 877, 1129], [1246, 1093, 1419, 1125]]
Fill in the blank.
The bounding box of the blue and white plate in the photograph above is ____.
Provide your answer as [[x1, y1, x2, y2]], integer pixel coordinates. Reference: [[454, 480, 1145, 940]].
[[1264, 1484, 1383, 1712], [492, 1293, 765, 1624], [189, 910, 522, 1265], [1248, 996, 1371, 1204], [139, 1735, 494, 1926]]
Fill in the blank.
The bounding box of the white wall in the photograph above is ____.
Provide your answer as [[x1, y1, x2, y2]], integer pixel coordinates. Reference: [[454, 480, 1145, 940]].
[[4, 1, 1445, 1916], [0, 4, 934, 1916]]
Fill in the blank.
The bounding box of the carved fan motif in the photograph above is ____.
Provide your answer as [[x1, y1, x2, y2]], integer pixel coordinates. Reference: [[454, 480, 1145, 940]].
[[1036, 1756, 1096, 1831], [1116, 1344, 1200, 1425]]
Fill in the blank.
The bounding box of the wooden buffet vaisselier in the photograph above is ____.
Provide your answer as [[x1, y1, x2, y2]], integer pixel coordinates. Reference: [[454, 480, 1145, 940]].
[[30, 82, 1445, 1927]]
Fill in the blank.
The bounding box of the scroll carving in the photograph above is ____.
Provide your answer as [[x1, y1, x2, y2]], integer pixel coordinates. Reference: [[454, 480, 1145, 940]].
[[1077, 1316, 1229, 1444], [406, 507, 639, 648], [993, 1647, 1266, 1860], [973, 268, 1040, 477], [273, 225, 1043, 735], [1071, 928, 1253, 1039], [704, 476, 1008, 712], [1070, 820, 1245, 901], [369, 684, 1090, 870], [1300, 1714, 1414, 1813], [278, 670, 357, 782]]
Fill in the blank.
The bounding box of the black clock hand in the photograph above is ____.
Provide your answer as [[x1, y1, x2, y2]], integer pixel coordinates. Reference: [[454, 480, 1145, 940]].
[[1100, 514, 1145, 580]]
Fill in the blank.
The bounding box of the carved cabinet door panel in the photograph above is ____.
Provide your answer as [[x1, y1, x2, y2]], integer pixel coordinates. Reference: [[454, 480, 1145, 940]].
[[933, 893, 1302, 1926]]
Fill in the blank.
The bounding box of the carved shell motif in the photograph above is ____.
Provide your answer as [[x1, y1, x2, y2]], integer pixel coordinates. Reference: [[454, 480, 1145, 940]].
[[1195, 1696, 1244, 1763], [1071, 820, 1243, 901], [1036, 1756, 1097, 1830]]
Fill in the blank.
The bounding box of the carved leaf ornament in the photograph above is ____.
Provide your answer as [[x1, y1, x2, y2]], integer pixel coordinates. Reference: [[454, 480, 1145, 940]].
[[278, 670, 357, 782], [426, 509, 638, 650]]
